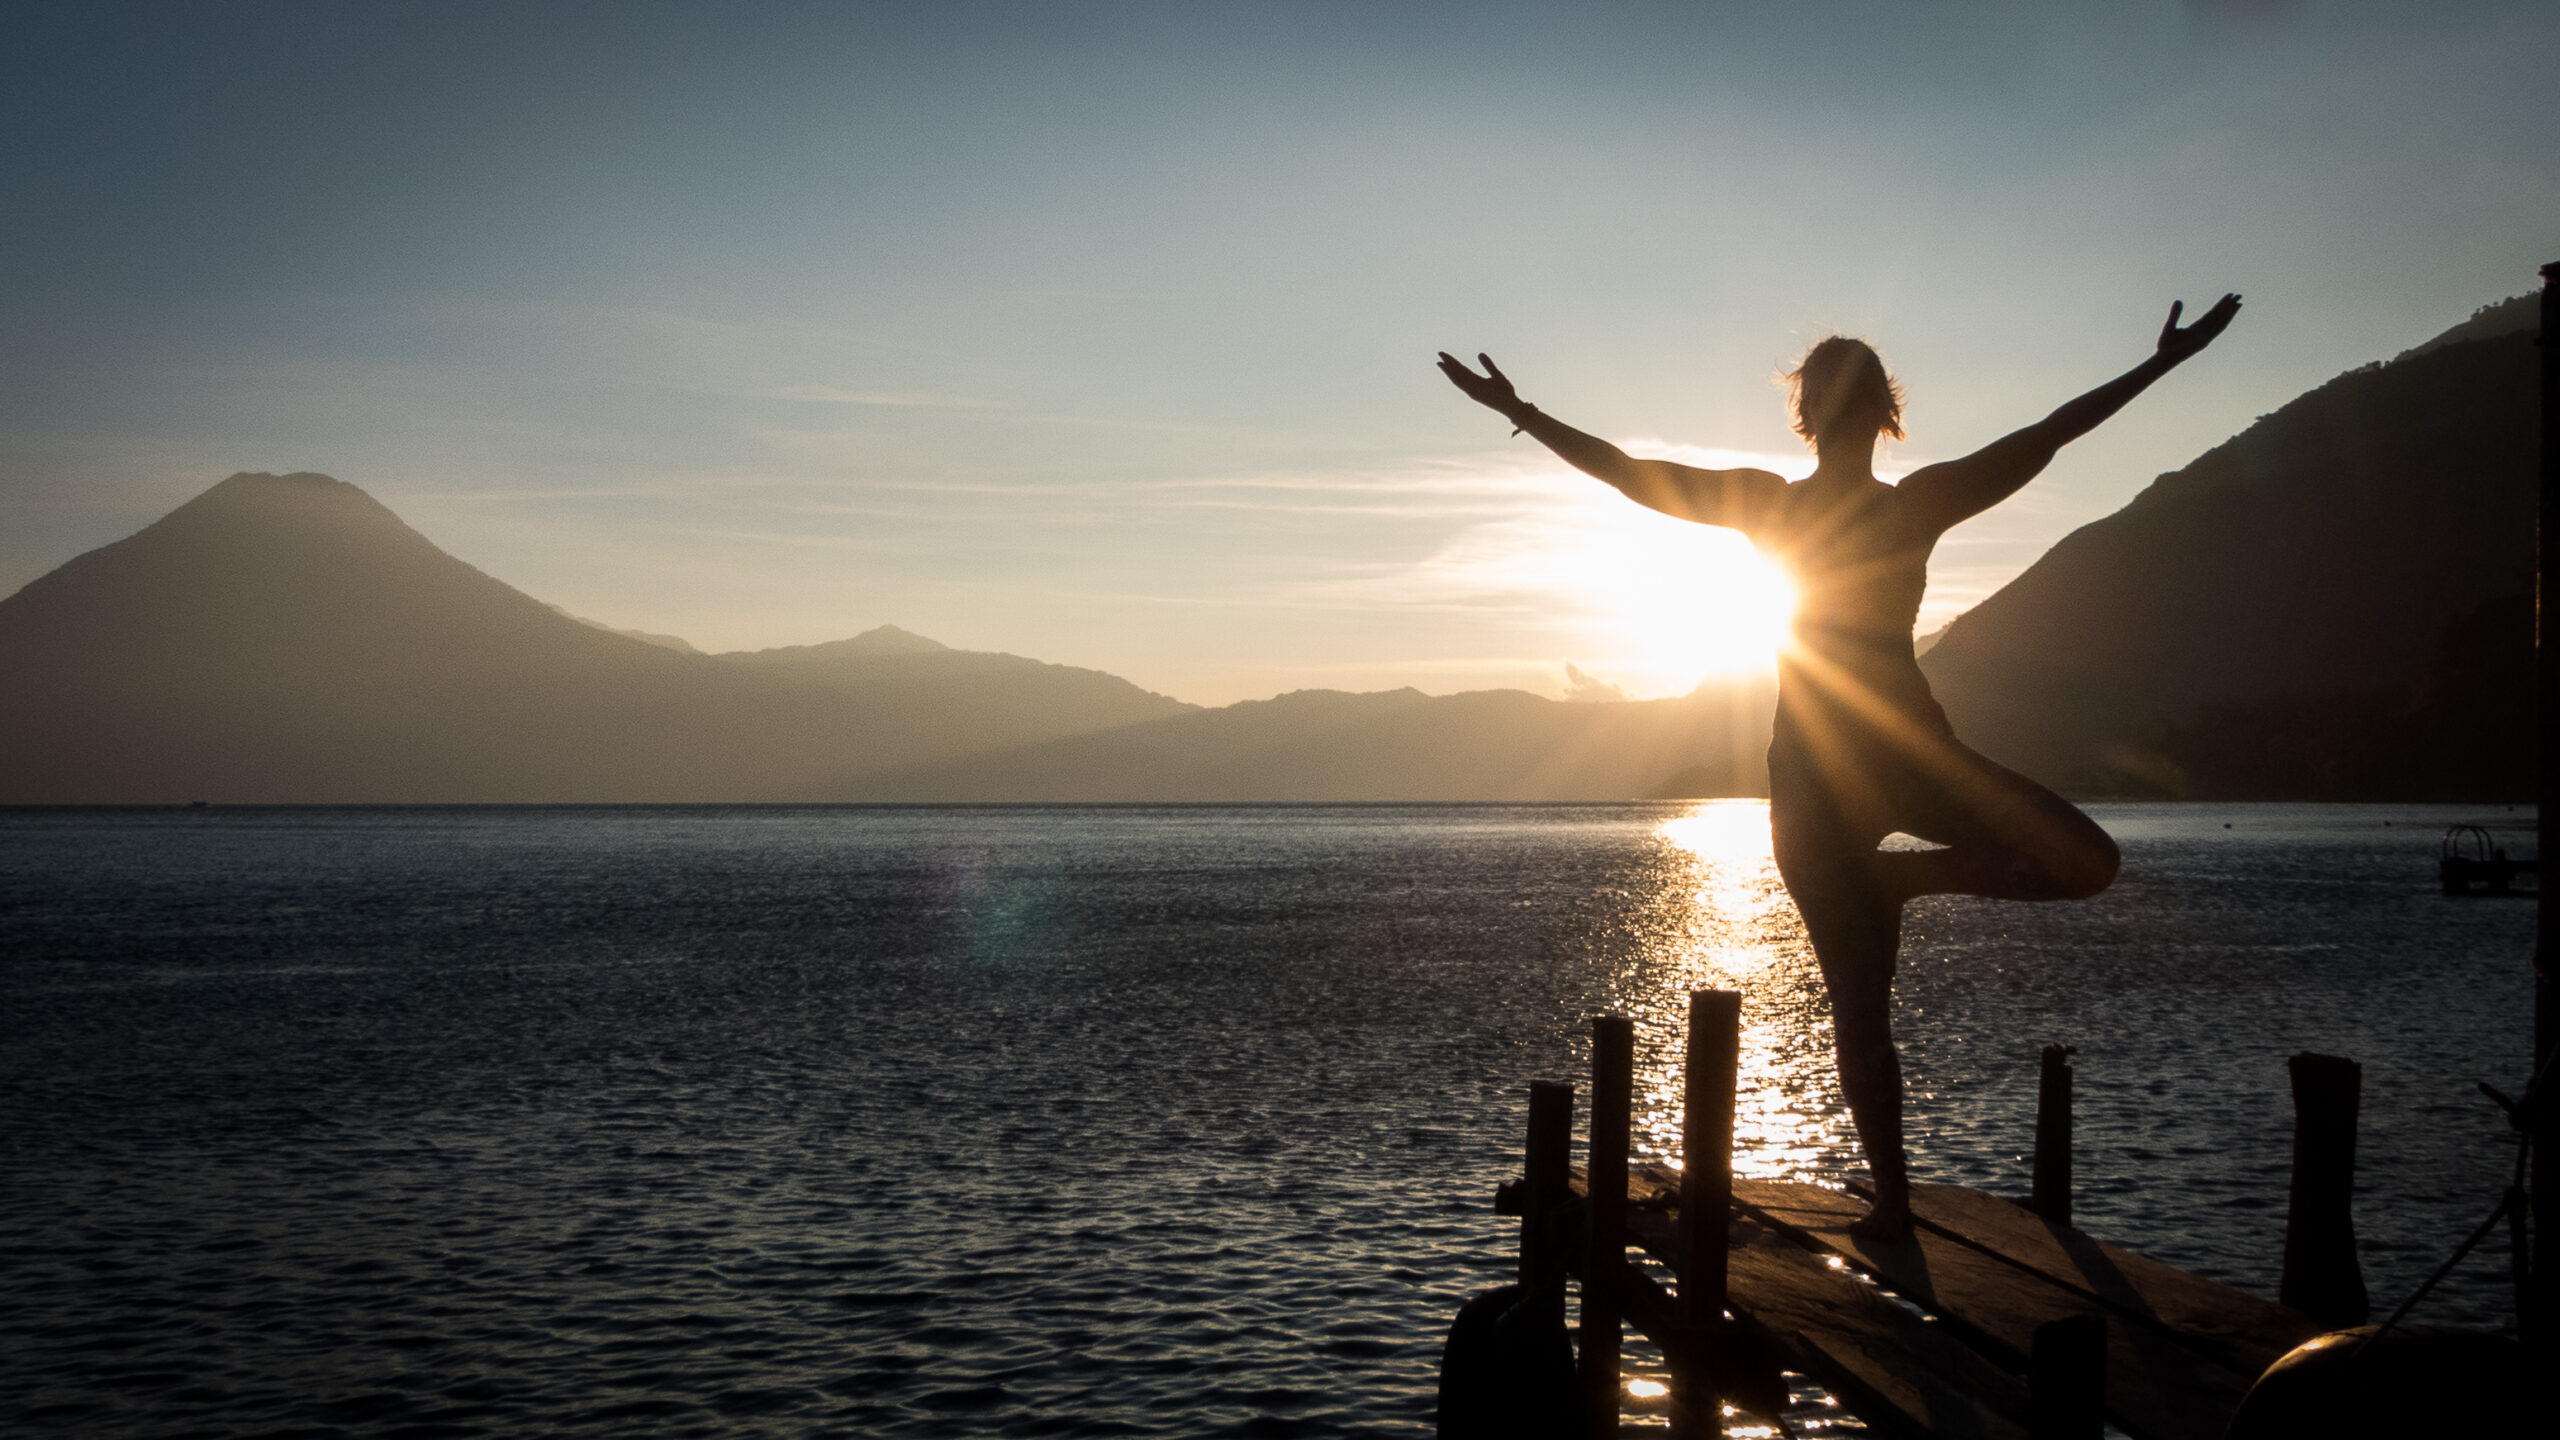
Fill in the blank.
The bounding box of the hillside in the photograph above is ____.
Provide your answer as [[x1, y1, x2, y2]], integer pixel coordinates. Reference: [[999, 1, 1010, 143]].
[[721, 628, 1195, 769], [1920, 300, 2538, 794], [834, 682, 1776, 802]]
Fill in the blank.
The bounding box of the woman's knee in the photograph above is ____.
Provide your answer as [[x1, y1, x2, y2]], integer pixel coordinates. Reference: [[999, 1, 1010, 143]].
[[2047, 820, 2119, 900]]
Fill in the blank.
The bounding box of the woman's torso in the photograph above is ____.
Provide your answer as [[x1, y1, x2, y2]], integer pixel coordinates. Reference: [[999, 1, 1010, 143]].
[[1757, 477, 1947, 755]]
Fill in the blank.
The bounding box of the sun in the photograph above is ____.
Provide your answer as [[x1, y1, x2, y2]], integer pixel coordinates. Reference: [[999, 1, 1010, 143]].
[[1377, 454, 1800, 698], [1575, 505, 1796, 693]]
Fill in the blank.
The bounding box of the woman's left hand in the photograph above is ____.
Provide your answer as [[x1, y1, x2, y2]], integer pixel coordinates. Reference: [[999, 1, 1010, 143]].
[[2156, 294, 2242, 364], [1437, 351, 1524, 414]]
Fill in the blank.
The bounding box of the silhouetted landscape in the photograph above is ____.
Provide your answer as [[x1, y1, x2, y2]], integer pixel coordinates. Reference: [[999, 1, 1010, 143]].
[[0, 298, 2536, 805], [0, 471, 1771, 801], [0, 475, 1194, 802], [831, 682, 1775, 803]]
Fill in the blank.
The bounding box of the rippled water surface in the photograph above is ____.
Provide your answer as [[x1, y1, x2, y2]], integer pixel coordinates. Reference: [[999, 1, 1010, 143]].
[[0, 803, 2536, 1437]]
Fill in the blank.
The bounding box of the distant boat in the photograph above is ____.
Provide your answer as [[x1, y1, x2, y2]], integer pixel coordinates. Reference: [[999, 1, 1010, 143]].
[[2439, 825, 2537, 896]]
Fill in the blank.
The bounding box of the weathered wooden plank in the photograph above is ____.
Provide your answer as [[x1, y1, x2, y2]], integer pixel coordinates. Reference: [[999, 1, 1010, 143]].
[[1877, 1183, 2324, 1378], [1731, 1181, 2252, 1440], [1583, 1166, 2031, 1440], [1708, 1214, 2032, 1440], [1605, 1234, 1790, 1420], [1586, 1169, 2316, 1440]]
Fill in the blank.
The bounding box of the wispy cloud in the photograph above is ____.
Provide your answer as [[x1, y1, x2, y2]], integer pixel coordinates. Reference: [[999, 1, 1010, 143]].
[[775, 387, 1006, 408]]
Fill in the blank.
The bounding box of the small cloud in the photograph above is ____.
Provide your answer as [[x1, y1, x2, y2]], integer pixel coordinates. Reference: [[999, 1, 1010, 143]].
[[776, 387, 1004, 408], [1562, 663, 1632, 703]]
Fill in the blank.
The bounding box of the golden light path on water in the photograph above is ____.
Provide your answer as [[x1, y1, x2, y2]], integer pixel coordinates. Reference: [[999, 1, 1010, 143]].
[[1621, 801, 1857, 1185]]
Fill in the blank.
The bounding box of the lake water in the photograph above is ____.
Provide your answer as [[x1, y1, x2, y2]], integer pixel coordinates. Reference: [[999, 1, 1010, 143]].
[[0, 803, 2537, 1437]]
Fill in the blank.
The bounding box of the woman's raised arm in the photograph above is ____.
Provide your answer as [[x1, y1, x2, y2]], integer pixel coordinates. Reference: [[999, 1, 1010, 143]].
[[1898, 294, 2241, 531], [1436, 351, 1785, 532]]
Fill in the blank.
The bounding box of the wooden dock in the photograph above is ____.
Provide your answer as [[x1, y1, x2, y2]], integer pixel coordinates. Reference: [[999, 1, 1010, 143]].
[[1598, 1168, 2322, 1439], [1447, 995, 2361, 1440]]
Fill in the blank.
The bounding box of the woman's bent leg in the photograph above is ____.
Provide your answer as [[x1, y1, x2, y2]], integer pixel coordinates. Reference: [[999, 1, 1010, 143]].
[[1882, 738, 2119, 903]]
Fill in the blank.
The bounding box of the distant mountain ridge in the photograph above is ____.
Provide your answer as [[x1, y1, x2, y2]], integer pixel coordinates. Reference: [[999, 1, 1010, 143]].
[[0, 472, 1762, 801], [1921, 295, 2538, 796], [546, 603, 702, 653], [717, 624, 1199, 771], [0, 474, 1189, 800], [834, 682, 1775, 802], [749, 624, 948, 658]]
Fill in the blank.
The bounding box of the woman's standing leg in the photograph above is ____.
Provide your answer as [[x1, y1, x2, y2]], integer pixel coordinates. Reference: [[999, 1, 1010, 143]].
[[1772, 782, 1914, 1239]]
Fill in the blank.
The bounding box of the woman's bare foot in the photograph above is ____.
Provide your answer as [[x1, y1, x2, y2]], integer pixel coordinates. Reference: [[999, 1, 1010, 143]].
[[1848, 1194, 1913, 1242]]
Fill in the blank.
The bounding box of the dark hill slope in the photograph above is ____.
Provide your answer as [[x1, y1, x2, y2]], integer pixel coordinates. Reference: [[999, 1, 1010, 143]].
[[1919, 322, 2536, 789], [833, 682, 1777, 802]]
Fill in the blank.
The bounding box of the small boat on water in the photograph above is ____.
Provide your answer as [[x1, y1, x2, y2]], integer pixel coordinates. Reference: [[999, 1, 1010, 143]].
[[2438, 825, 2537, 896]]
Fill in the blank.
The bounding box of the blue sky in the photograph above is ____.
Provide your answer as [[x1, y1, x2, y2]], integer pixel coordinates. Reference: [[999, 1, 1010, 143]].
[[4, 1, 2552, 702]]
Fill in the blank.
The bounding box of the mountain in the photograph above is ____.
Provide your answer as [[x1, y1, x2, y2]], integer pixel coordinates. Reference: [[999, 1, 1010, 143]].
[[770, 623, 947, 657], [720, 628, 1194, 769], [0, 474, 1168, 801], [830, 681, 1776, 802], [1920, 298, 2539, 794]]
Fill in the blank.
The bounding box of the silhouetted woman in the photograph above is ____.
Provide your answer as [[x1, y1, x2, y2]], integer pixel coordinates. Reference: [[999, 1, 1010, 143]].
[[1439, 296, 2240, 1237]]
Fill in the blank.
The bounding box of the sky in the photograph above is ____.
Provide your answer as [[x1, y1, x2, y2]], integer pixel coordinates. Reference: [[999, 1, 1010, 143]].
[[3, 1, 2553, 705]]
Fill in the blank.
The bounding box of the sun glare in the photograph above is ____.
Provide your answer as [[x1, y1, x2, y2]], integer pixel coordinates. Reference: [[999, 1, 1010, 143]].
[[1575, 505, 1796, 693], [1363, 452, 1802, 698]]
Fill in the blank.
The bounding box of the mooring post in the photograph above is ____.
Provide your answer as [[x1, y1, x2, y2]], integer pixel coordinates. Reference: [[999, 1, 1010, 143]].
[[1523, 1080, 1575, 1294], [2027, 1314, 2107, 1440], [2279, 1052, 2369, 1326], [2529, 259, 2558, 1353], [1581, 1014, 1634, 1440], [2031, 1044, 2075, 1226], [1673, 989, 1741, 1439]]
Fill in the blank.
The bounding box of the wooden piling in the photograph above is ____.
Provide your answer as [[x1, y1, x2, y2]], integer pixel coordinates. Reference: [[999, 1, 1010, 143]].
[[2027, 1314, 2106, 1440], [2531, 258, 2557, 1352], [2278, 1052, 2369, 1326], [1522, 1080, 1575, 1294], [1582, 1014, 1635, 1440], [2031, 1044, 2074, 1225], [1674, 990, 1741, 1439]]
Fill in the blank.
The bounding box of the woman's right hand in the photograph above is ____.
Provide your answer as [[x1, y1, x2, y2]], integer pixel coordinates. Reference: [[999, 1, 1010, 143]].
[[1436, 351, 1524, 416], [2155, 294, 2242, 364]]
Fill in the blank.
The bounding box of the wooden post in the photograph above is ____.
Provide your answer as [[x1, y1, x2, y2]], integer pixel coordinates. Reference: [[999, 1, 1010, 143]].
[[1523, 1080, 1575, 1294], [1674, 990, 1741, 1439], [2279, 1052, 2369, 1326], [2530, 259, 2558, 1351], [1582, 1014, 1634, 1440], [2031, 1044, 2074, 1226], [2027, 1314, 2106, 1440]]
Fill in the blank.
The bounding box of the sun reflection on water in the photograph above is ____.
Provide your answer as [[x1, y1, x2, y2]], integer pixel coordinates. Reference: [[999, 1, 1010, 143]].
[[1621, 801, 1856, 1183]]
